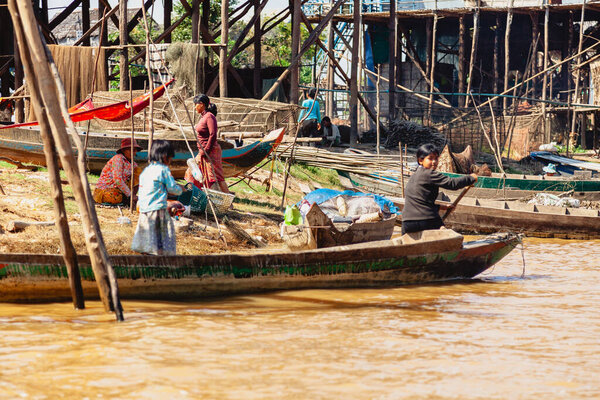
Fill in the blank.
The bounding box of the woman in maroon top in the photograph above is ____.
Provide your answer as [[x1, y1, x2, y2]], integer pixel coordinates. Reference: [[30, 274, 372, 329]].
[[185, 94, 231, 194]]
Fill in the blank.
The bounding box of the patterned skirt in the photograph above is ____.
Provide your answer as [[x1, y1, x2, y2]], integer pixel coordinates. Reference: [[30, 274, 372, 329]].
[[131, 209, 176, 255], [184, 145, 225, 189]]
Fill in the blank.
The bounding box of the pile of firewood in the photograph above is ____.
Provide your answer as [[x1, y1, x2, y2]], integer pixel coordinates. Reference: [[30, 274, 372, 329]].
[[384, 119, 446, 150]]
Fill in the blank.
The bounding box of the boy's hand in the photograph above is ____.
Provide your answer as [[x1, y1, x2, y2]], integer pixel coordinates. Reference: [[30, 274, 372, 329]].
[[167, 201, 185, 217], [469, 173, 478, 182]]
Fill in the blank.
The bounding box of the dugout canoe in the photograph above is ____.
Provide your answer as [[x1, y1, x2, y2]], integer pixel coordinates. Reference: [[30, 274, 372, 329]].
[[347, 171, 600, 201], [0, 126, 285, 179], [0, 230, 520, 303], [391, 194, 600, 240]]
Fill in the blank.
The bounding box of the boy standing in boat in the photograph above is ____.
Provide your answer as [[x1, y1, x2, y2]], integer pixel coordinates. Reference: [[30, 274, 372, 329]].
[[402, 143, 477, 234]]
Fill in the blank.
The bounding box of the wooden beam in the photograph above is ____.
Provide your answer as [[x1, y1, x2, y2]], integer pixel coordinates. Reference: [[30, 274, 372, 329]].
[[48, 0, 82, 30], [428, 9, 438, 122], [327, 18, 335, 116], [261, 0, 345, 101], [13, 36, 24, 123], [191, 0, 199, 43], [493, 15, 499, 102], [81, 0, 90, 46], [542, 4, 549, 140], [164, 0, 172, 43]]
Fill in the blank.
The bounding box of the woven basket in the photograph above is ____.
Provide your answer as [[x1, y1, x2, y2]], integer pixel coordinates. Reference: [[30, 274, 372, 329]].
[[205, 188, 235, 214]]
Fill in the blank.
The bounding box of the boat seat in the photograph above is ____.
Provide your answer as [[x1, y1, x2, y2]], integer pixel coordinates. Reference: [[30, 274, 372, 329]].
[[393, 228, 464, 253]]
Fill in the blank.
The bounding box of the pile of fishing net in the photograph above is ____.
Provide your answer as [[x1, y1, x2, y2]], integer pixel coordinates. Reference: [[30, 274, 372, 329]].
[[384, 119, 447, 149]]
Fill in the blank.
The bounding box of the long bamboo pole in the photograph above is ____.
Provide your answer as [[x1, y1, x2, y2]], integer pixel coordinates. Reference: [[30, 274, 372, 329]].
[[464, 2, 480, 108], [571, 0, 586, 152], [11, 14, 85, 310], [428, 4, 438, 123], [503, 0, 514, 112], [542, 4, 549, 141], [220, 0, 229, 97], [141, 0, 154, 154], [9, 0, 123, 320]]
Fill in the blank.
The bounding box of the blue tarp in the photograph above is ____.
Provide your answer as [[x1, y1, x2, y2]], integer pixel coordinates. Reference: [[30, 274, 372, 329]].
[[300, 188, 399, 214]]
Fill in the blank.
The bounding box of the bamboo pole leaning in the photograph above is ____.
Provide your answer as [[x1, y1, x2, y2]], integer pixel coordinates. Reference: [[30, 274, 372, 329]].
[[9, 0, 123, 320]]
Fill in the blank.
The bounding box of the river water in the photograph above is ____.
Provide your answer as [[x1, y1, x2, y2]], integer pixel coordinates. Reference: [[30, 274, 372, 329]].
[[0, 238, 598, 399]]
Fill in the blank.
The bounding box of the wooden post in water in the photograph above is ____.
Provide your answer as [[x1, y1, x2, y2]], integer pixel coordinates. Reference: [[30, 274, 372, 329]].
[[9, 0, 123, 320], [571, 0, 586, 154]]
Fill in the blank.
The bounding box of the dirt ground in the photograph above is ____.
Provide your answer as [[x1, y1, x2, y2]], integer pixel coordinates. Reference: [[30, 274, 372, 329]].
[[0, 162, 334, 255]]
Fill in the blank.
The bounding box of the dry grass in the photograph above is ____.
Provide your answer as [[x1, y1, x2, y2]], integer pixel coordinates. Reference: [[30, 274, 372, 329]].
[[0, 161, 330, 255]]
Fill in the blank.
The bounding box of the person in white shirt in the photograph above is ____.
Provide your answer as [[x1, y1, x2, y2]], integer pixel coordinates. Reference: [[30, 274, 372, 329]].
[[320, 116, 340, 146]]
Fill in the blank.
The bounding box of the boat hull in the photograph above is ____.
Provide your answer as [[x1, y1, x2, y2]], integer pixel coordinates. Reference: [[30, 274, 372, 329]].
[[0, 232, 519, 302], [0, 126, 285, 179]]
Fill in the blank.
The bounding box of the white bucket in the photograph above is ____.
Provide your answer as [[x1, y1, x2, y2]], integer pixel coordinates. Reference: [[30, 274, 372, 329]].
[[187, 158, 203, 182]]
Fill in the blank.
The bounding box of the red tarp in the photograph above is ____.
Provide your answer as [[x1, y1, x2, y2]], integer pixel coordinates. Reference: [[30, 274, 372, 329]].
[[0, 78, 174, 130]]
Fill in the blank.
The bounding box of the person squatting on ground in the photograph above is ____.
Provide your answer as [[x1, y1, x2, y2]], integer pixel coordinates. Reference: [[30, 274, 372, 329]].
[[297, 88, 321, 138], [184, 94, 232, 194], [320, 116, 340, 147], [93, 137, 142, 205], [131, 140, 187, 255], [401, 143, 478, 235]]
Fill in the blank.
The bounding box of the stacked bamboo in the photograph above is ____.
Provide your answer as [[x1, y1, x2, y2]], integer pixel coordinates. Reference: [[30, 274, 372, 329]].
[[277, 146, 412, 178]]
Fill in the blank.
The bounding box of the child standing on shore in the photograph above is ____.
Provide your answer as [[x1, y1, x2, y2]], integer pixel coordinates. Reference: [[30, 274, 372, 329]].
[[402, 143, 477, 235], [131, 140, 185, 255]]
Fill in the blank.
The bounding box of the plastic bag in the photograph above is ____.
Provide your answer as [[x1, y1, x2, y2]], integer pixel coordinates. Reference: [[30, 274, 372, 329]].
[[284, 205, 302, 225]]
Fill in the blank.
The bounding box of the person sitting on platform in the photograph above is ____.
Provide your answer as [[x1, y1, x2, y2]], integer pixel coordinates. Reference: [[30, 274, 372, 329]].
[[401, 143, 477, 235], [131, 140, 185, 256], [185, 94, 232, 194], [320, 116, 340, 147], [93, 137, 142, 205], [297, 88, 321, 138]]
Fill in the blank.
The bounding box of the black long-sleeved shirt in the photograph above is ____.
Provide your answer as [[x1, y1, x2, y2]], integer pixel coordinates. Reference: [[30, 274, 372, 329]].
[[402, 167, 476, 222]]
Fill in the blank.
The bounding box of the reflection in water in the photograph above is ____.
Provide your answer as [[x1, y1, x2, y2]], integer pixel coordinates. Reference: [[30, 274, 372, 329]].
[[1, 238, 599, 399]]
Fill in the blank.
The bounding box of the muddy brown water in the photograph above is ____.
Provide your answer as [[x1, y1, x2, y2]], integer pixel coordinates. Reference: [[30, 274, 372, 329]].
[[0, 238, 598, 399]]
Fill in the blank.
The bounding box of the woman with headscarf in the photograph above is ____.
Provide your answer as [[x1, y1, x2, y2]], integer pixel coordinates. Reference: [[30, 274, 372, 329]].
[[185, 94, 231, 194], [93, 137, 142, 205]]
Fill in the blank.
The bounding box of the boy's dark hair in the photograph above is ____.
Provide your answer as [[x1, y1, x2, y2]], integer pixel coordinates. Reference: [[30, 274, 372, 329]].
[[192, 93, 210, 106], [308, 88, 317, 98], [321, 116, 331, 124], [416, 143, 439, 161], [149, 139, 175, 163], [207, 103, 218, 116]]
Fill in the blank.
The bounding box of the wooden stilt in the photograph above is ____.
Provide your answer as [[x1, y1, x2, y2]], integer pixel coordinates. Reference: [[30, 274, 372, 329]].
[[465, 1, 480, 107], [141, 0, 154, 153], [253, 0, 261, 99], [530, 12, 539, 98], [119, 0, 129, 91], [129, 73, 135, 212], [13, 35, 24, 123], [82, 0, 90, 46], [191, 0, 199, 43], [571, 0, 586, 142], [164, 0, 172, 43], [396, 17, 403, 108], [290, 0, 301, 105], [458, 15, 466, 100], [428, 7, 438, 124], [542, 4, 549, 141], [503, 0, 514, 112], [493, 15, 499, 105], [350, 0, 361, 144], [388, 0, 396, 120], [327, 19, 335, 116], [9, 0, 122, 319], [376, 65, 381, 154], [219, 0, 229, 97]]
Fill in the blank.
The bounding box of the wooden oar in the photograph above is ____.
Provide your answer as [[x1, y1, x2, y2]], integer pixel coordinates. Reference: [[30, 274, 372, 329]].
[[442, 185, 472, 221]]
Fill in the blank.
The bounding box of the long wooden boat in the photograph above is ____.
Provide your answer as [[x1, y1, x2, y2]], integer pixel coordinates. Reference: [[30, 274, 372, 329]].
[[391, 194, 600, 240], [0, 230, 520, 303], [347, 171, 600, 201], [0, 126, 285, 179], [282, 203, 397, 250]]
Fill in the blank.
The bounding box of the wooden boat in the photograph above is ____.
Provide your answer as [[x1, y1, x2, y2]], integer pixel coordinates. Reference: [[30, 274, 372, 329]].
[[347, 171, 600, 201], [391, 194, 600, 240], [0, 230, 520, 303], [0, 126, 285, 179], [530, 151, 600, 175], [282, 203, 397, 250]]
